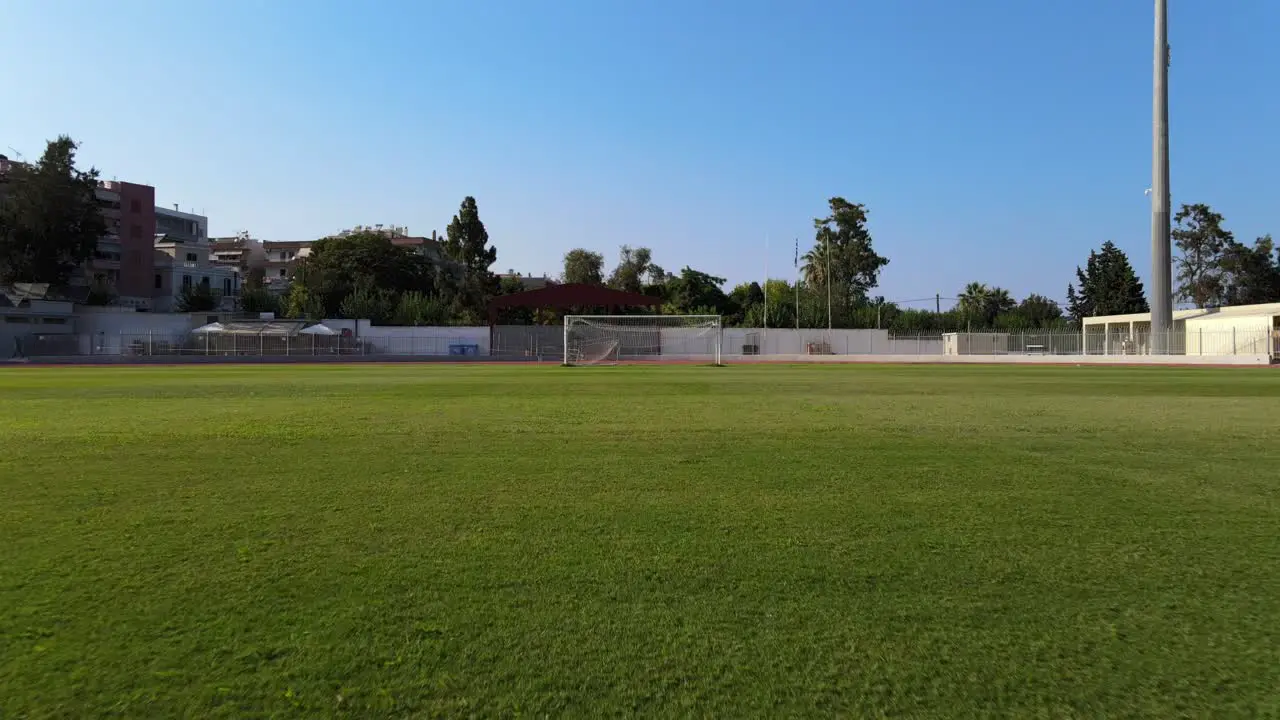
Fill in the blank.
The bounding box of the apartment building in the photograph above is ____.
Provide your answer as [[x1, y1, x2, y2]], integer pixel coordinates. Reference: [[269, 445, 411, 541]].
[[156, 205, 208, 245], [262, 240, 314, 286], [152, 235, 240, 312], [94, 180, 156, 308]]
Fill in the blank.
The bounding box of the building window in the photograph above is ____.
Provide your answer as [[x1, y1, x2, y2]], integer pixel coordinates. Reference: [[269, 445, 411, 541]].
[[130, 199, 141, 212], [182, 275, 192, 290], [42, 317, 67, 325], [186, 253, 197, 263], [279, 268, 286, 278], [200, 276, 209, 288], [154, 274, 162, 290], [4, 316, 31, 324]]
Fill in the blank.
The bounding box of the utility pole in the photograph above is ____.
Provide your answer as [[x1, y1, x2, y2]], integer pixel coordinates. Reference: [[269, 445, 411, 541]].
[[1150, 0, 1173, 353], [936, 293, 941, 314]]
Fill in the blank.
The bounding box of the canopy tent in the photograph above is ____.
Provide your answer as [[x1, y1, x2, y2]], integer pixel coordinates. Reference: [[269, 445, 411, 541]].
[[188, 320, 310, 336], [299, 323, 338, 336]]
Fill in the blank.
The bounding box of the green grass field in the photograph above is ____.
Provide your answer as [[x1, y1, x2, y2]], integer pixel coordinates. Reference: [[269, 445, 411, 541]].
[[2, 364, 1278, 717]]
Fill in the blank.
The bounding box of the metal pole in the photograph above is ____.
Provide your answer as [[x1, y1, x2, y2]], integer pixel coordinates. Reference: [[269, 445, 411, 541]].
[[825, 231, 833, 330], [795, 278, 800, 330], [763, 234, 769, 330], [1150, 0, 1173, 353]]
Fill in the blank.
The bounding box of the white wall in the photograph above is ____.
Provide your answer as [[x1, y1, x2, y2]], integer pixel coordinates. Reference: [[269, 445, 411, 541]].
[[1184, 314, 1274, 356], [75, 311, 201, 354], [349, 321, 490, 356], [721, 328, 891, 356]]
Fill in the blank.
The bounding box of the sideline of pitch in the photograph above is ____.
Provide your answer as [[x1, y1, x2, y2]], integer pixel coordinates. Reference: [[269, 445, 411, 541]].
[[722, 353, 1274, 366], [5, 352, 1273, 368]]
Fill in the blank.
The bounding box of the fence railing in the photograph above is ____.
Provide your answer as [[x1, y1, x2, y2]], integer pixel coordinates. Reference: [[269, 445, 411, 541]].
[[10, 327, 1278, 360]]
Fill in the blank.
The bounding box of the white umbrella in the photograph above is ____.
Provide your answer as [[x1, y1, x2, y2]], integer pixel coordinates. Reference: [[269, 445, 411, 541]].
[[191, 322, 225, 334], [299, 323, 337, 336]]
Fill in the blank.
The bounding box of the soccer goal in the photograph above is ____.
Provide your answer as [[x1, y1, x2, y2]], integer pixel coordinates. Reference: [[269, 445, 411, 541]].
[[563, 315, 723, 365]]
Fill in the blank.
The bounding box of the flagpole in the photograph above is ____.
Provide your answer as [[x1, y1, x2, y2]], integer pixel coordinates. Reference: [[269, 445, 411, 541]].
[[794, 238, 800, 330], [825, 230, 833, 330], [763, 233, 769, 331]]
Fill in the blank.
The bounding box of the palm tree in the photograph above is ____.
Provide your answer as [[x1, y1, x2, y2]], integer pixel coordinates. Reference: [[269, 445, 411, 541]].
[[958, 282, 992, 328], [988, 287, 1016, 316]]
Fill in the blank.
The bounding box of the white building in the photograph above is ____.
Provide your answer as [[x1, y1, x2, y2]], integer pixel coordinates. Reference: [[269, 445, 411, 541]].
[[152, 235, 241, 312], [155, 205, 208, 245], [1083, 302, 1280, 357]]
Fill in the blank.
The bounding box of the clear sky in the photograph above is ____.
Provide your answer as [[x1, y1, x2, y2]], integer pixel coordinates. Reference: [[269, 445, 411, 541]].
[[2, 0, 1276, 307]]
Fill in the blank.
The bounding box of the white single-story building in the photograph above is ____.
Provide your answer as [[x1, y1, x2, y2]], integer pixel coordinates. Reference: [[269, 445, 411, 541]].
[[1083, 302, 1280, 357]]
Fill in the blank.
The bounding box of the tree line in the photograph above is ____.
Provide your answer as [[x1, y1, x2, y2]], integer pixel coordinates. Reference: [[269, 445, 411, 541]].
[[3, 135, 1277, 329]]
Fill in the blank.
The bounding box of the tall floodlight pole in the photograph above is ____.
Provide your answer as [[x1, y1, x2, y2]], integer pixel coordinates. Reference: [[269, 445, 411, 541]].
[[1150, 0, 1173, 353]]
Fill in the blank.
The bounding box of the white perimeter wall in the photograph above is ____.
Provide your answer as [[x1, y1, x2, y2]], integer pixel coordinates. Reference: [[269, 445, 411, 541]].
[[719, 328, 943, 355], [1184, 314, 1273, 356], [335, 320, 490, 355], [74, 310, 201, 354]]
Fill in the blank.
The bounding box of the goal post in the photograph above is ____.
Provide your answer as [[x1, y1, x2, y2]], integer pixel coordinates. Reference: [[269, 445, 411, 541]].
[[563, 315, 723, 366]]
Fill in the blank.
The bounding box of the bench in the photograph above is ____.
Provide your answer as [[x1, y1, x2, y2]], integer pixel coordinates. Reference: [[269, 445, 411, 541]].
[[1025, 344, 1046, 355]]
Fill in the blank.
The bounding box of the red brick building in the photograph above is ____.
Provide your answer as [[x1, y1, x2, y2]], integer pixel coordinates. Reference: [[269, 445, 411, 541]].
[[94, 181, 156, 306]]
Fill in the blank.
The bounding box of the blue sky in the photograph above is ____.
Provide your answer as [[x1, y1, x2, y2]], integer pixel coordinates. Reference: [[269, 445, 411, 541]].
[[2, 0, 1276, 307]]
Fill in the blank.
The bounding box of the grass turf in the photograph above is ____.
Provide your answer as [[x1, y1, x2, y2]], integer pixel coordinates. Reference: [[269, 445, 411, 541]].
[[1, 364, 1278, 717]]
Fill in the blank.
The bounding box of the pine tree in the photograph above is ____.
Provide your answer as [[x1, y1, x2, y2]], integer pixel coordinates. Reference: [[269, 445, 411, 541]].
[[1066, 241, 1149, 320], [442, 196, 498, 322], [1172, 203, 1232, 308]]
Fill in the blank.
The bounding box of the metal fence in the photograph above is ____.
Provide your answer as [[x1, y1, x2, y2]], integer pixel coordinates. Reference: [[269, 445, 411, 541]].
[[11, 327, 1278, 361]]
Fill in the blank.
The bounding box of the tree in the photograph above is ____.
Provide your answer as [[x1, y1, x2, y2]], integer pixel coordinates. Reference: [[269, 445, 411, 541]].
[[392, 290, 448, 326], [664, 267, 733, 315], [244, 266, 267, 291], [956, 283, 1015, 328], [562, 249, 605, 285], [1219, 235, 1280, 306], [0, 136, 108, 286], [1173, 203, 1232, 308], [1014, 294, 1064, 328], [803, 198, 889, 317], [729, 281, 765, 310], [239, 287, 282, 315], [283, 285, 325, 320], [957, 282, 992, 328], [441, 196, 499, 323], [176, 283, 219, 312], [1066, 241, 1149, 320], [607, 245, 655, 293], [292, 230, 434, 318], [338, 283, 396, 324], [84, 275, 116, 306]]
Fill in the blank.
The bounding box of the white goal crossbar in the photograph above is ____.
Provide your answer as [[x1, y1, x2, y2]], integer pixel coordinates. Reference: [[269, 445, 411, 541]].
[[563, 315, 723, 365]]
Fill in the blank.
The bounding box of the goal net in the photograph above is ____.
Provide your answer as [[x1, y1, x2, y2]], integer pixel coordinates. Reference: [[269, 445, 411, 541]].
[[563, 315, 722, 365]]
